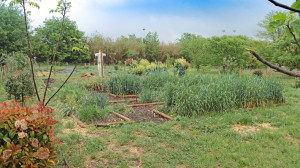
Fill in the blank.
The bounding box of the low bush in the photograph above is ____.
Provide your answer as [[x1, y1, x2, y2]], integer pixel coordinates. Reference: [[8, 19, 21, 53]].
[[164, 75, 284, 116], [0, 101, 60, 167], [108, 74, 141, 95]]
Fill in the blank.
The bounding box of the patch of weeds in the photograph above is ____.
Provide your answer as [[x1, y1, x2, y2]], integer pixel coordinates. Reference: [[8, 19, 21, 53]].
[[103, 150, 120, 159], [71, 153, 86, 167], [122, 148, 130, 153], [65, 121, 75, 129], [84, 137, 105, 153], [134, 137, 152, 147], [113, 103, 134, 114], [90, 153, 98, 159]]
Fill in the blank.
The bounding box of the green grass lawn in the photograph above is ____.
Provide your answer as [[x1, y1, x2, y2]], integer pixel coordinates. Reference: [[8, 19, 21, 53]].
[[1, 66, 299, 167]]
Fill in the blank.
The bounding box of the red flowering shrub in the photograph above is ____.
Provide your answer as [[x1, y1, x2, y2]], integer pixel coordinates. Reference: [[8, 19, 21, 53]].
[[0, 101, 61, 167]]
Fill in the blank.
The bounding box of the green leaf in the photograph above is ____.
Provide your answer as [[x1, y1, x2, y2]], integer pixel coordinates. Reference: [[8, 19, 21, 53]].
[[290, 20, 300, 33], [290, 1, 300, 14], [3, 137, 11, 143], [9, 130, 16, 139], [43, 134, 48, 140], [269, 20, 284, 32], [273, 12, 287, 21]]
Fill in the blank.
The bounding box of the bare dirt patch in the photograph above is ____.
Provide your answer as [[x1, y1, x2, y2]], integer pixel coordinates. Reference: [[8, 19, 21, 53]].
[[60, 118, 95, 138], [256, 123, 278, 130], [231, 124, 260, 135], [285, 134, 299, 146], [37, 72, 50, 77], [124, 105, 168, 124]]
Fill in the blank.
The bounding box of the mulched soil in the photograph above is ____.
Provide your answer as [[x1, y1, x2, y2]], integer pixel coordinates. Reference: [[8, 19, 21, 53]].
[[124, 105, 168, 124], [95, 114, 122, 124], [93, 93, 169, 125]]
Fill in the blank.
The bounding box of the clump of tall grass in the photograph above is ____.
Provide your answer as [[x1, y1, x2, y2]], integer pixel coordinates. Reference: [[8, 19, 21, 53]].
[[76, 78, 108, 92], [77, 105, 110, 123], [164, 74, 284, 116], [108, 74, 141, 95], [80, 91, 109, 109], [142, 72, 178, 91]]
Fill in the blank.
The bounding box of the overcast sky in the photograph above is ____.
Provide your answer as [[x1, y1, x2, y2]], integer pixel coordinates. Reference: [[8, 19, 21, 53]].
[[26, 0, 295, 43]]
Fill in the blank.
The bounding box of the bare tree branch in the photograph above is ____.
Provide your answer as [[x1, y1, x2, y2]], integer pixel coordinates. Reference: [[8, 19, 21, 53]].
[[44, 45, 85, 106], [247, 49, 300, 77], [268, 0, 300, 13], [43, 8, 67, 104], [286, 24, 300, 48], [22, 0, 40, 101]]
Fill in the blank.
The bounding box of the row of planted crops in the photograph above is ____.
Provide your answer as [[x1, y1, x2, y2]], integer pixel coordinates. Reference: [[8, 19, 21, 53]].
[[57, 71, 284, 121]]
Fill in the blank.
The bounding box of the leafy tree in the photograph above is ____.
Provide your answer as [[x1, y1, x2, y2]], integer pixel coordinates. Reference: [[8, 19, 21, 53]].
[[257, 11, 286, 41], [32, 17, 88, 62], [0, 3, 27, 57], [248, 0, 300, 78], [178, 33, 196, 62], [208, 36, 249, 71], [144, 32, 161, 62]]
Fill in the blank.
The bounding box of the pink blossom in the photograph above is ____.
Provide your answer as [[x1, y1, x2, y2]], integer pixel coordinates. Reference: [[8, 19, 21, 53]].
[[18, 132, 28, 139], [33, 147, 49, 160], [2, 149, 12, 161]]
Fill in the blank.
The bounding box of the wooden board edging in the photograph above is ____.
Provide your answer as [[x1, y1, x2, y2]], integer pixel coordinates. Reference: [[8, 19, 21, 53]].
[[152, 110, 172, 120], [129, 102, 165, 107], [109, 93, 137, 98], [112, 111, 135, 123], [109, 99, 137, 103]]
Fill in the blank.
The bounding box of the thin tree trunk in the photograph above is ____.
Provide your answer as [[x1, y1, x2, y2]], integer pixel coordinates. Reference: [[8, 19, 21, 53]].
[[22, 0, 40, 101], [43, 10, 66, 103]]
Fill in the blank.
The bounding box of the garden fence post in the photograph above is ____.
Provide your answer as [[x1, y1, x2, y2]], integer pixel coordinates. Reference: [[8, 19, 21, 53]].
[[101, 51, 104, 79]]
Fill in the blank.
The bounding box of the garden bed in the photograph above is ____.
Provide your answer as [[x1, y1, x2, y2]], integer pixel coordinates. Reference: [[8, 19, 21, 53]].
[[95, 105, 169, 125]]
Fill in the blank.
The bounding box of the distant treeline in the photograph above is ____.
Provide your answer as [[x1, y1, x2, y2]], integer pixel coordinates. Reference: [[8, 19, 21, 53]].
[[1, 2, 299, 70]]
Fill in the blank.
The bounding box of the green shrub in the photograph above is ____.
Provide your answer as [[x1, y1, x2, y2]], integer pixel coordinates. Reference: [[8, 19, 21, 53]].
[[174, 62, 185, 77], [3, 52, 34, 102], [163, 75, 284, 116], [0, 101, 60, 167], [109, 74, 141, 95], [77, 105, 110, 123]]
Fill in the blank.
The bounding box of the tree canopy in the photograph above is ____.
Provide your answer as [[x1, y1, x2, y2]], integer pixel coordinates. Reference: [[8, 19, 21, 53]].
[[32, 17, 89, 62], [0, 3, 27, 56]]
